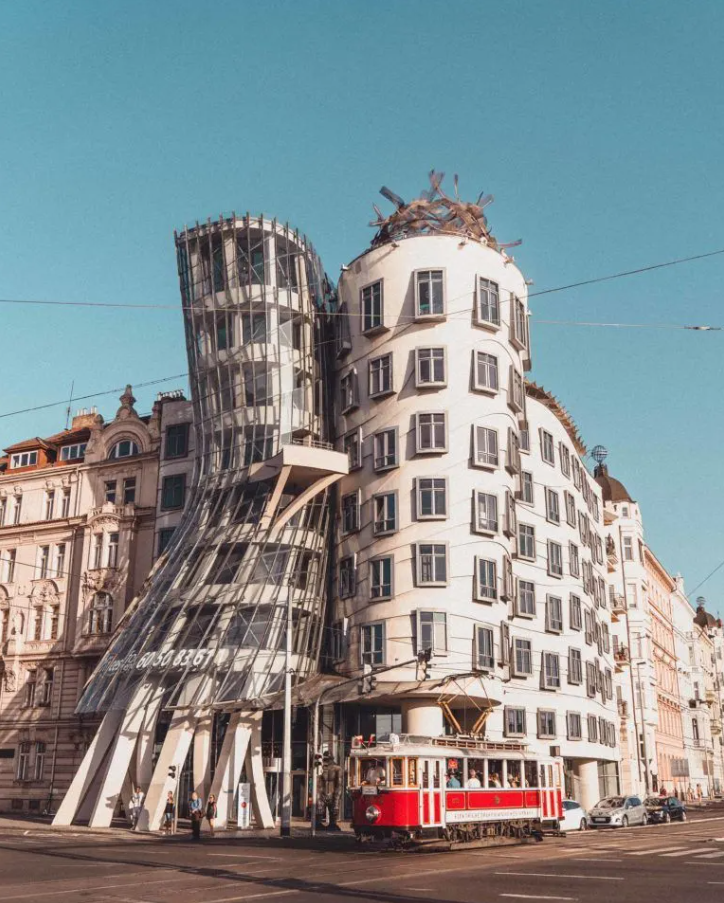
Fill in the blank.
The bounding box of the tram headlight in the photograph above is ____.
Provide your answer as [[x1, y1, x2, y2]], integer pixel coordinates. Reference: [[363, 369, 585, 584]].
[[365, 805, 381, 823]]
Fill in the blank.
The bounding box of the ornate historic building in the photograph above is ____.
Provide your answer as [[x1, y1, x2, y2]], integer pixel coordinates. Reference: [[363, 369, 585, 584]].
[[0, 387, 190, 813]]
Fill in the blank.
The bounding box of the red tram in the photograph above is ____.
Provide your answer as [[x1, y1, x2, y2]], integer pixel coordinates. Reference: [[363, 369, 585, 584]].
[[349, 734, 563, 846]]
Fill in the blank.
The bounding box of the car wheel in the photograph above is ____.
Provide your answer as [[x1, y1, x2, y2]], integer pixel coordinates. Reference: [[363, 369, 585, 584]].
[[621, 815, 629, 828], [663, 812, 670, 824], [580, 818, 587, 831], [681, 810, 687, 822]]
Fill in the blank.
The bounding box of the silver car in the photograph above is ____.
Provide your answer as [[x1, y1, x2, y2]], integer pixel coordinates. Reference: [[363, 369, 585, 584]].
[[588, 795, 648, 828]]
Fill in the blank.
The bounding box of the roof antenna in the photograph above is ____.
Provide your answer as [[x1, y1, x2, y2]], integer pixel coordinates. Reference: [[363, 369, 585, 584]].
[[65, 380, 75, 430]]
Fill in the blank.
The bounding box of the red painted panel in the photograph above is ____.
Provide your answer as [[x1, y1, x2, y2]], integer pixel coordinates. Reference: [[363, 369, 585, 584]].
[[422, 793, 430, 824], [434, 792, 441, 822], [525, 791, 540, 808], [445, 792, 466, 810], [467, 790, 524, 808], [351, 789, 420, 829]]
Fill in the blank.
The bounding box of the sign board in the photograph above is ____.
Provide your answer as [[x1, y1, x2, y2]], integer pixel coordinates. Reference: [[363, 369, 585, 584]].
[[237, 782, 251, 829]]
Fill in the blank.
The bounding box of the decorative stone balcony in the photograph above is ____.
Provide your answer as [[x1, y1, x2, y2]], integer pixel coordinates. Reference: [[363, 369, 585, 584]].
[[610, 594, 627, 622], [614, 645, 630, 671]]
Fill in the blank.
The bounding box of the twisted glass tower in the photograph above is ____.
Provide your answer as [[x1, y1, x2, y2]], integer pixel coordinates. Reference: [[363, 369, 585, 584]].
[[55, 216, 347, 830]]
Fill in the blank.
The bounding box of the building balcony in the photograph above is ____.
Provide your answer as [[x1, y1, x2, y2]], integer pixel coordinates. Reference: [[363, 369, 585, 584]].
[[606, 535, 619, 573], [610, 594, 627, 622], [614, 645, 630, 670], [711, 720, 722, 736], [706, 689, 717, 705], [618, 699, 629, 719], [689, 697, 704, 709]]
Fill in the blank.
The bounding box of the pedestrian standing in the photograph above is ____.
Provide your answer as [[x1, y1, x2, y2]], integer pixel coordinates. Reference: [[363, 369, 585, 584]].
[[189, 791, 203, 841], [130, 786, 145, 828], [163, 791, 175, 835], [206, 794, 217, 837]]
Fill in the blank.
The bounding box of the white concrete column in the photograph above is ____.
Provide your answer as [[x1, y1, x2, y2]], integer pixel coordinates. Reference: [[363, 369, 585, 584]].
[[401, 699, 444, 736], [575, 759, 600, 811], [245, 713, 274, 829], [193, 715, 213, 800], [88, 683, 156, 827], [136, 686, 164, 789], [136, 710, 197, 832], [53, 708, 124, 826], [208, 713, 252, 829]]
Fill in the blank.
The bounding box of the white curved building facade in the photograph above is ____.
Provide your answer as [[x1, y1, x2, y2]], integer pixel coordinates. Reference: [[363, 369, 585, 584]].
[[330, 214, 619, 807]]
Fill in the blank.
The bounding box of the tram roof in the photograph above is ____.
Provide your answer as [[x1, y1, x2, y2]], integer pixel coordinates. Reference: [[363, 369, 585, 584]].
[[350, 735, 533, 758]]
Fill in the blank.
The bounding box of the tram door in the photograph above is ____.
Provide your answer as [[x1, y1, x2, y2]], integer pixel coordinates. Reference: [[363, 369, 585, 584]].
[[419, 759, 443, 827]]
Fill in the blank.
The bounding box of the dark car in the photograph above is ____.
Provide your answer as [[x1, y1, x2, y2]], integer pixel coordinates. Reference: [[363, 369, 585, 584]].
[[644, 796, 687, 824]]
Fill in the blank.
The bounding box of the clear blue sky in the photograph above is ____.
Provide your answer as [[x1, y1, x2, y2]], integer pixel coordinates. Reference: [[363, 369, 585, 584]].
[[1, 1, 723, 613]]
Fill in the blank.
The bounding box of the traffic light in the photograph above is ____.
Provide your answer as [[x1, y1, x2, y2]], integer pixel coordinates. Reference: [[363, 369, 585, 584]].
[[313, 752, 323, 770], [168, 765, 177, 780], [322, 750, 332, 768]]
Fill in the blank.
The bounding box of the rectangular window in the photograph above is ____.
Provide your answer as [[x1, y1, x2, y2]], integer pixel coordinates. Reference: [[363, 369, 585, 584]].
[[59, 442, 86, 461], [122, 477, 136, 505], [107, 532, 119, 568], [516, 579, 536, 617], [415, 269, 445, 318], [416, 477, 447, 519], [32, 741, 45, 780], [0, 549, 16, 583], [17, 742, 30, 781], [370, 556, 393, 600], [369, 353, 393, 397], [242, 311, 268, 344], [416, 412, 447, 453], [512, 637, 533, 676], [474, 352, 498, 392], [92, 534, 103, 569], [40, 669, 54, 706], [343, 429, 362, 471], [339, 556, 356, 598], [416, 543, 447, 586], [373, 427, 398, 471], [372, 492, 397, 535], [504, 706, 526, 737], [586, 661, 596, 697], [104, 481, 117, 504], [38, 545, 50, 579], [542, 652, 561, 689], [474, 426, 499, 467], [0, 498, 6, 527], [520, 429, 530, 452], [330, 621, 347, 661], [587, 714, 598, 742], [538, 710, 556, 739], [547, 541, 563, 577], [475, 625, 495, 670], [569, 542, 580, 578], [604, 667, 613, 700], [569, 594, 582, 631], [506, 428, 521, 475], [341, 492, 360, 534], [361, 280, 384, 333], [520, 471, 534, 505], [568, 647, 583, 684], [44, 490, 55, 521], [622, 536, 634, 561], [417, 610, 448, 654], [517, 523, 536, 560], [60, 489, 71, 518], [475, 558, 497, 602], [415, 347, 446, 387], [25, 672, 36, 708], [511, 296, 528, 349], [559, 444, 571, 478], [361, 622, 385, 665], [564, 491, 576, 527], [55, 543, 66, 579], [340, 371, 359, 413], [477, 277, 500, 326], [540, 430, 555, 465], [508, 367, 525, 413], [157, 527, 175, 556], [545, 488, 560, 524], [11, 451, 38, 469], [161, 474, 186, 510], [546, 595, 563, 633], [165, 423, 190, 459], [567, 712, 583, 740], [475, 491, 498, 534], [584, 610, 594, 646], [504, 490, 517, 537]]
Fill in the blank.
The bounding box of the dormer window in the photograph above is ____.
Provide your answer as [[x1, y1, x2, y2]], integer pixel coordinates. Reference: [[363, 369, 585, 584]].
[[60, 443, 87, 461], [10, 451, 37, 469], [108, 440, 139, 460]]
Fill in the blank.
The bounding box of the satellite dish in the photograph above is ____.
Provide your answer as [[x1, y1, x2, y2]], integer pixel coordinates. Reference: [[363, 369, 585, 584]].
[[591, 445, 608, 465]]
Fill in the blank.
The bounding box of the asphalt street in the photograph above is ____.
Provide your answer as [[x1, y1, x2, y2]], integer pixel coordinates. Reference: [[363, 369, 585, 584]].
[[2, 812, 724, 903]]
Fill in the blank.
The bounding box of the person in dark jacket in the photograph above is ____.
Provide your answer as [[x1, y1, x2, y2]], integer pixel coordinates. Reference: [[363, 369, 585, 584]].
[[189, 792, 203, 840], [206, 794, 218, 836]]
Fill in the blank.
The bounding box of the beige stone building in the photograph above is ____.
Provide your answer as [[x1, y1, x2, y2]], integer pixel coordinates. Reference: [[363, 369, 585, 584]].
[[0, 386, 190, 814]]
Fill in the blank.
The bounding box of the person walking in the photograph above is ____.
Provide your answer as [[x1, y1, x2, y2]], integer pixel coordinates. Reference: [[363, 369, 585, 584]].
[[130, 786, 145, 828], [189, 791, 203, 841], [206, 794, 217, 837], [163, 791, 175, 835]]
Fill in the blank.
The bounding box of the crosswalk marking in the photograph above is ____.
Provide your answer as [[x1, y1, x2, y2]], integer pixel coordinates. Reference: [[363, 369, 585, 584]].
[[694, 851, 724, 859], [626, 847, 687, 855], [661, 849, 700, 857]]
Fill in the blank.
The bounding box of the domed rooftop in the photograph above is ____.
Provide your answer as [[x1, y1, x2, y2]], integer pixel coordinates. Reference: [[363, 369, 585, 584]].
[[594, 463, 634, 504]]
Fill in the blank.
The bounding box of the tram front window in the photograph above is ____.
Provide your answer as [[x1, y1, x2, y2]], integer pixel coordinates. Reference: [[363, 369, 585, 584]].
[[361, 758, 386, 785], [390, 757, 404, 786], [488, 758, 503, 788], [505, 760, 522, 787], [524, 761, 539, 788]]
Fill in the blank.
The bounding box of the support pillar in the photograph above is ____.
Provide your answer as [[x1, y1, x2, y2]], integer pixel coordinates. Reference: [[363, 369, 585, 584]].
[[208, 712, 251, 829], [53, 708, 124, 826], [193, 714, 213, 800], [88, 683, 156, 828], [245, 712, 274, 829], [575, 759, 601, 811], [401, 699, 444, 736], [136, 686, 164, 790], [136, 709, 197, 832]]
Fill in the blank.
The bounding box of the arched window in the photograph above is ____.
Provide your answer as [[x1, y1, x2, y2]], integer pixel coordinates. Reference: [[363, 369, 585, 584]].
[[108, 440, 139, 460], [0, 600, 9, 644], [88, 592, 113, 635]]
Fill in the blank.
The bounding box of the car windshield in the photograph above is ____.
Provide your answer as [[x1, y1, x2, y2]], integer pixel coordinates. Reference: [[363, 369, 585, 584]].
[[596, 797, 624, 809], [645, 797, 664, 807]]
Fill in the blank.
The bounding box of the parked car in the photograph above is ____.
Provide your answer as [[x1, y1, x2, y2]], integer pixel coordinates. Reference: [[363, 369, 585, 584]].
[[644, 796, 687, 823], [560, 799, 588, 832], [588, 795, 648, 828]]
